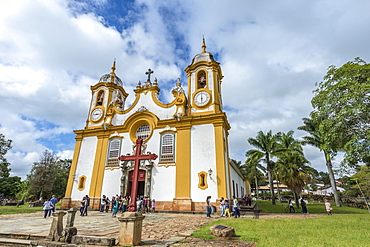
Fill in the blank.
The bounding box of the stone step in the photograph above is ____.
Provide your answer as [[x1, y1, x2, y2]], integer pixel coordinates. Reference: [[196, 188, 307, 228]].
[[0, 232, 46, 240], [0, 237, 32, 246]]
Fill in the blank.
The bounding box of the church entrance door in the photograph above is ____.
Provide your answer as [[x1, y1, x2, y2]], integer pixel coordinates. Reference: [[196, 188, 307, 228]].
[[127, 169, 146, 197]]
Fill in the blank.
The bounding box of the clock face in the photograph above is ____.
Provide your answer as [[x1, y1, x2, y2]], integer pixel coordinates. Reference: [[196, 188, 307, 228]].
[[194, 91, 210, 106], [91, 108, 103, 121]]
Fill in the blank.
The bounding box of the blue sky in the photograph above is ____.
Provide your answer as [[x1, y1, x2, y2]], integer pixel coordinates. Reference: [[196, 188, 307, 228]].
[[1, 0, 370, 179]]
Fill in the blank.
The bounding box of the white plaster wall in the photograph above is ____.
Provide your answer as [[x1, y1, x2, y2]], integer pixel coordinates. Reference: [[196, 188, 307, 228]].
[[101, 168, 121, 198], [71, 136, 97, 200], [190, 124, 217, 202], [151, 166, 176, 201], [229, 166, 246, 198]]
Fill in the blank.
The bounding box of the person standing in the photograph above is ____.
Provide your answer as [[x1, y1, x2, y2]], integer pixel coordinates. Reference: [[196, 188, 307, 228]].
[[43, 198, 53, 218], [288, 199, 295, 213], [111, 196, 119, 217], [100, 195, 106, 212], [151, 199, 156, 214], [219, 197, 225, 217], [206, 196, 212, 218], [325, 200, 332, 215], [79, 197, 86, 216], [136, 198, 142, 212], [105, 197, 110, 212], [301, 198, 308, 214], [83, 195, 90, 216], [50, 195, 58, 213], [121, 196, 128, 213]]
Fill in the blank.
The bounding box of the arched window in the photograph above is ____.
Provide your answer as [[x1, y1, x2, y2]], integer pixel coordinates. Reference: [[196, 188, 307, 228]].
[[197, 71, 207, 89], [136, 125, 151, 140], [198, 171, 208, 190], [106, 138, 121, 168], [159, 133, 175, 163], [96, 90, 104, 106], [78, 175, 86, 191]]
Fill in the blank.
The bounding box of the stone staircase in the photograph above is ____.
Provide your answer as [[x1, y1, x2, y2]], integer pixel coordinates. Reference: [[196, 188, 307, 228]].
[[0, 233, 45, 246]]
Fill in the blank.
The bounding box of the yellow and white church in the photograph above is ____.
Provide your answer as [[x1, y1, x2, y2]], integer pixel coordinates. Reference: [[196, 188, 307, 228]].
[[62, 40, 250, 211]]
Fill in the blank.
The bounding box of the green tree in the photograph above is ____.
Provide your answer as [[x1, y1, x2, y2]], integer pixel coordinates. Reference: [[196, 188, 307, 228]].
[[244, 156, 266, 198], [247, 130, 283, 205], [311, 57, 370, 166], [275, 151, 314, 208], [0, 133, 12, 178], [28, 150, 59, 199], [15, 180, 32, 201], [0, 176, 21, 198], [52, 159, 72, 198], [317, 171, 331, 185], [350, 165, 370, 197], [298, 116, 341, 207]]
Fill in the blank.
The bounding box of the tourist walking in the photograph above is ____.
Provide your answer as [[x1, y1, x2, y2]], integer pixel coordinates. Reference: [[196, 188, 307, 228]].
[[50, 195, 58, 212], [233, 196, 240, 218], [206, 196, 212, 218], [325, 200, 332, 215], [43, 198, 53, 218], [111, 196, 119, 217], [224, 199, 231, 217]]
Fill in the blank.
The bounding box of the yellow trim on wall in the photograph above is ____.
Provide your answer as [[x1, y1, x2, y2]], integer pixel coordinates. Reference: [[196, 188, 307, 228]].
[[64, 136, 83, 197], [175, 125, 191, 198], [124, 111, 159, 143], [214, 124, 227, 198], [89, 135, 109, 198]]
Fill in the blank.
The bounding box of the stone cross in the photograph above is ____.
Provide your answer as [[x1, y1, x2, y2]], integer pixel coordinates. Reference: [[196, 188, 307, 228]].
[[145, 68, 154, 82], [118, 138, 158, 212]]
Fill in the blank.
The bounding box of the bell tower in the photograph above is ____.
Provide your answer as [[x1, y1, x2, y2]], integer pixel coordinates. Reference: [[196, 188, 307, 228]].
[[185, 38, 224, 115], [86, 61, 128, 128]]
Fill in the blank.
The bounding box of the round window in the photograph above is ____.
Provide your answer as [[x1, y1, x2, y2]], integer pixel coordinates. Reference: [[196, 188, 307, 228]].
[[136, 124, 150, 140]]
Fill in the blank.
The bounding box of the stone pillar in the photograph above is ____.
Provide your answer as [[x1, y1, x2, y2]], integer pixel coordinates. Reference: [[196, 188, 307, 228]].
[[47, 211, 67, 241], [117, 212, 145, 246], [66, 208, 78, 227]]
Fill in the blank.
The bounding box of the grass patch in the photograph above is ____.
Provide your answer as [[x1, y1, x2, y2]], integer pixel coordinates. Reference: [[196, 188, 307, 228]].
[[0, 201, 62, 215], [257, 200, 368, 214], [193, 214, 370, 246]]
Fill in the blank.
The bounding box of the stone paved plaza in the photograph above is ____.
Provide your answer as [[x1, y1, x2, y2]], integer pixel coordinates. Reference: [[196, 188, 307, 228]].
[[0, 210, 322, 246], [0, 210, 215, 246]]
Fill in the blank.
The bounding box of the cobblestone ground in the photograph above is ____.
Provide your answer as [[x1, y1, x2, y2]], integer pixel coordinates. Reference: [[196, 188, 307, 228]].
[[0, 211, 323, 246]]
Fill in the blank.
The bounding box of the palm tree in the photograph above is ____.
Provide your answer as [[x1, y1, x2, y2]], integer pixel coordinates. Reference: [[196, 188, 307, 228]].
[[244, 156, 266, 198], [298, 116, 341, 207], [247, 130, 282, 205], [275, 151, 314, 208], [275, 130, 310, 204]]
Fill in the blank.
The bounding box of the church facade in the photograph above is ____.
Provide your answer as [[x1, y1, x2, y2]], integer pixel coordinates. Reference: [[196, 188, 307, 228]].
[[62, 40, 250, 211]]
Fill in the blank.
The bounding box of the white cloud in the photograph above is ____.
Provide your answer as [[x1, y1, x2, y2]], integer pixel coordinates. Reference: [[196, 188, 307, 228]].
[[1, 0, 369, 179]]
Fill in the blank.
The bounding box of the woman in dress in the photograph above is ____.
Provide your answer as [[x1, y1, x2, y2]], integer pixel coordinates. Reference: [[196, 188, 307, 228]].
[[111, 196, 119, 217]]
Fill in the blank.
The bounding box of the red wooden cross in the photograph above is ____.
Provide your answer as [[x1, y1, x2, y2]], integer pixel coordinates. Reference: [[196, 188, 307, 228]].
[[118, 138, 158, 212]]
